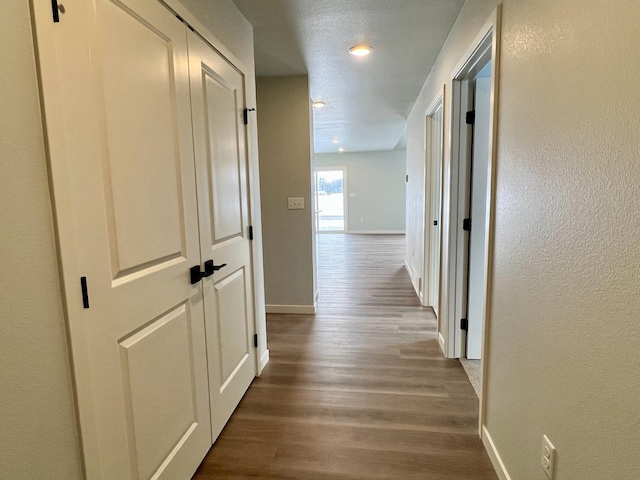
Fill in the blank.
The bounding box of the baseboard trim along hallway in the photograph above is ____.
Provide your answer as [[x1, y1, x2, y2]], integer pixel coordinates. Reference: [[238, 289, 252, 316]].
[[193, 234, 497, 479], [266, 304, 317, 314]]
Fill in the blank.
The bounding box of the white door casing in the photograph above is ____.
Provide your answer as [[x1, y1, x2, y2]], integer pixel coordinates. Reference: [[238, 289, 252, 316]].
[[187, 30, 257, 442]]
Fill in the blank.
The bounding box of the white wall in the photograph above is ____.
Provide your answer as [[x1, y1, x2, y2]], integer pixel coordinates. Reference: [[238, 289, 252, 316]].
[[0, 2, 83, 477], [257, 76, 316, 311], [406, 0, 640, 478], [1, 0, 263, 475], [315, 150, 406, 232]]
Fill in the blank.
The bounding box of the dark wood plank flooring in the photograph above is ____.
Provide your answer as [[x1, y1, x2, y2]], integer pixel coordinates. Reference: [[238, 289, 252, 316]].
[[193, 234, 497, 479]]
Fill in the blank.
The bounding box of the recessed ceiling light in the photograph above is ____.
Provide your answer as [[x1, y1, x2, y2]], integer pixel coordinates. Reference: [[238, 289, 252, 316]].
[[332, 139, 339, 143], [349, 45, 373, 56], [312, 101, 326, 108], [338, 147, 345, 152]]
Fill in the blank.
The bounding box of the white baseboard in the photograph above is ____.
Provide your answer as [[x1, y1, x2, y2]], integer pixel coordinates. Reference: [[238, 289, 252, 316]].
[[266, 304, 316, 314], [258, 349, 269, 374], [404, 260, 413, 277], [438, 332, 446, 356], [482, 426, 511, 480], [347, 230, 405, 235]]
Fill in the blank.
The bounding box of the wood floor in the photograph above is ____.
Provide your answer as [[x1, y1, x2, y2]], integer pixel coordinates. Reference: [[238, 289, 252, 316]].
[[193, 234, 497, 479]]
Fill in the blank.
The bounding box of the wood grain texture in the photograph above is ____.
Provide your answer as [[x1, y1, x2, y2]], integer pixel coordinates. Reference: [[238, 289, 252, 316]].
[[193, 234, 497, 479]]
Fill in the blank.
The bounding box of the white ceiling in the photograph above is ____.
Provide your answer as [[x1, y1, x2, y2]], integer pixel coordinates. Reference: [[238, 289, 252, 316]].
[[231, 0, 465, 154]]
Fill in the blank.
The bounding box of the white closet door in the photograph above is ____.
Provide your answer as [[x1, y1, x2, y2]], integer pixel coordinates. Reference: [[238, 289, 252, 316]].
[[188, 30, 257, 442], [35, 0, 212, 478]]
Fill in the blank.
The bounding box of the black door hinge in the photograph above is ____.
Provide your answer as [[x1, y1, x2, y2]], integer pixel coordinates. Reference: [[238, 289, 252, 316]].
[[463, 218, 471, 231], [405, 174, 409, 183], [248, 225, 254, 241], [51, 0, 60, 22], [80, 277, 90, 308], [253, 334, 258, 348], [466, 110, 475, 125], [461, 318, 468, 331], [243, 108, 256, 125]]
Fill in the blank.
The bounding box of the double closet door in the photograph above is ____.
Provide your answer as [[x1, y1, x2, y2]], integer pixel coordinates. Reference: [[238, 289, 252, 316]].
[[36, 0, 256, 478]]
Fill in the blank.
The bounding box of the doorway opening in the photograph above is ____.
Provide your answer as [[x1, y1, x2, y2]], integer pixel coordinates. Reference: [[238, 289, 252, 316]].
[[315, 167, 347, 233], [443, 9, 500, 418], [422, 92, 445, 324]]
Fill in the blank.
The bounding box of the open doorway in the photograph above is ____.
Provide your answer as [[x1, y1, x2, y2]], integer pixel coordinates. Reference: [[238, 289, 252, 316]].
[[443, 10, 500, 412], [315, 167, 347, 233], [423, 92, 444, 321]]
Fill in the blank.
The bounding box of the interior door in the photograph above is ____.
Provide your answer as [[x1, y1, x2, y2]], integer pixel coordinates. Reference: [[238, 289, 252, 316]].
[[37, 0, 212, 478], [187, 31, 257, 442], [466, 75, 492, 359], [429, 105, 444, 315]]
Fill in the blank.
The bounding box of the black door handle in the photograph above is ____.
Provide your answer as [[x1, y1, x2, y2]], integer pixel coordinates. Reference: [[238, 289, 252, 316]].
[[190, 260, 227, 284]]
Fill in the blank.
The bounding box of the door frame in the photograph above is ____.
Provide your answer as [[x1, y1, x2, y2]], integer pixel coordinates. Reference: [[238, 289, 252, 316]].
[[314, 165, 349, 234], [444, 6, 501, 432], [421, 88, 445, 321]]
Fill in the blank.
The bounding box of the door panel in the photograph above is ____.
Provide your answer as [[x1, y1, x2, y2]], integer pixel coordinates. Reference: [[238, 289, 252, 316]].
[[188, 30, 257, 442], [118, 303, 198, 480], [203, 73, 244, 242], [97, 1, 184, 278], [97, 0, 186, 277], [42, 0, 212, 478], [214, 268, 250, 384]]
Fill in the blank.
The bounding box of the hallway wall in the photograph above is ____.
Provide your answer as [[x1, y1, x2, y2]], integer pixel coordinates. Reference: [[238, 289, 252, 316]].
[[257, 76, 316, 312], [0, 2, 83, 477], [405, 0, 640, 478]]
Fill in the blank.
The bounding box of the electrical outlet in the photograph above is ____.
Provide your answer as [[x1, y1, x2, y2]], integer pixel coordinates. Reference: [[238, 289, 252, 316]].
[[287, 197, 304, 210], [541, 435, 556, 479]]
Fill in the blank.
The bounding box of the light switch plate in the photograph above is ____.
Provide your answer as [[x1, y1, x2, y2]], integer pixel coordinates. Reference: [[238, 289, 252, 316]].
[[288, 197, 304, 210]]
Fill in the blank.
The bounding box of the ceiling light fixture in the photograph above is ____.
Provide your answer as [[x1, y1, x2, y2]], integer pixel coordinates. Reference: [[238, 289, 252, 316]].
[[338, 147, 345, 152], [332, 139, 339, 143], [349, 45, 373, 56], [312, 101, 326, 108]]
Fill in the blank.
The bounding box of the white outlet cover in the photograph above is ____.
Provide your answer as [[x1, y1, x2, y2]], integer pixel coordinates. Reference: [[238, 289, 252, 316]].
[[542, 435, 556, 479], [350, 192, 356, 197]]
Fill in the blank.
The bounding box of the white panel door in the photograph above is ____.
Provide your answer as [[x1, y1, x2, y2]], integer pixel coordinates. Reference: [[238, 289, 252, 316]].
[[36, 0, 211, 478], [466, 76, 492, 359], [188, 31, 257, 442]]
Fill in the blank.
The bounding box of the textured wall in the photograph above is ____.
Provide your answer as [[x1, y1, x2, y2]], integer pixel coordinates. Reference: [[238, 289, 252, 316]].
[[0, 1, 84, 477], [315, 150, 406, 232], [406, 0, 640, 478], [257, 76, 316, 309]]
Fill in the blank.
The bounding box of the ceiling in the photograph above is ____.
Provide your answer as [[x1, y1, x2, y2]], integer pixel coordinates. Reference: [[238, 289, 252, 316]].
[[231, 0, 465, 154]]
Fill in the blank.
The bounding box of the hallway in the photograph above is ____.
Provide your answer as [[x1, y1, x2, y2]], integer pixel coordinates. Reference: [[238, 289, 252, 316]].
[[193, 235, 496, 479]]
